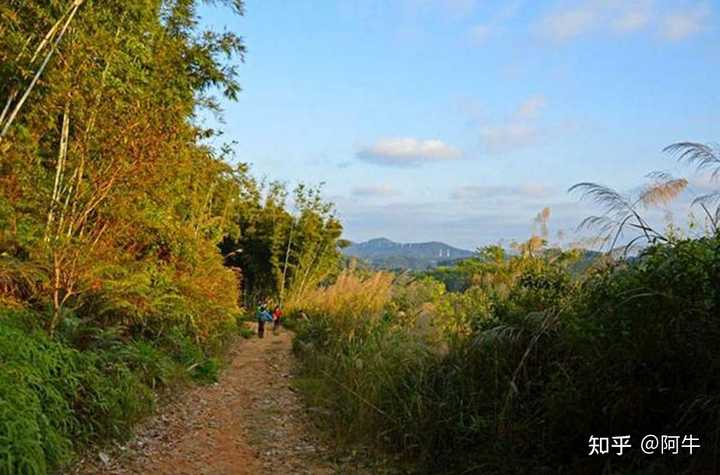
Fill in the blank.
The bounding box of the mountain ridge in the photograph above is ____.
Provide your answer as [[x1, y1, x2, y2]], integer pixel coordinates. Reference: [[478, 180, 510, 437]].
[[342, 237, 474, 270]]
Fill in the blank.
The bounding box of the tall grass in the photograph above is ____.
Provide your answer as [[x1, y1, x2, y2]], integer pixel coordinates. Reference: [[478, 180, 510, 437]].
[[293, 237, 720, 474], [287, 271, 393, 319], [291, 271, 437, 448]]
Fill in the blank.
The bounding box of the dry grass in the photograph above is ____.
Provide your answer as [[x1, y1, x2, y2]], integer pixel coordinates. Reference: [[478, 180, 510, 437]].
[[287, 271, 393, 322]]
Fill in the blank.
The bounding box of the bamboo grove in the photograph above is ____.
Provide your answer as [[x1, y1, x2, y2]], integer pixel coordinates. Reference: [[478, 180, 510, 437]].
[[0, 2, 343, 473]]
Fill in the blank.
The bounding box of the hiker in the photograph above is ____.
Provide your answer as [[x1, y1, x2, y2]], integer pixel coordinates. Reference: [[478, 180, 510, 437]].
[[256, 302, 273, 338], [272, 305, 283, 332]]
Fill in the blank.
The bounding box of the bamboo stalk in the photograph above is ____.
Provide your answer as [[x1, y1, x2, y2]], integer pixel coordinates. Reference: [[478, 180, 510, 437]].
[[49, 252, 63, 336], [298, 241, 329, 298], [55, 167, 78, 238], [279, 217, 295, 304], [0, 0, 85, 143], [0, 90, 17, 128], [29, 4, 71, 64], [45, 101, 71, 242]]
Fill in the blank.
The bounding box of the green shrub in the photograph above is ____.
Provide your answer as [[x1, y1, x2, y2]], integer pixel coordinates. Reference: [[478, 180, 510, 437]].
[[160, 327, 222, 383], [73, 353, 154, 442], [115, 340, 180, 389], [0, 311, 154, 474], [238, 325, 255, 339], [0, 307, 229, 474], [0, 313, 82, 474], [191, 357, 221, 384]]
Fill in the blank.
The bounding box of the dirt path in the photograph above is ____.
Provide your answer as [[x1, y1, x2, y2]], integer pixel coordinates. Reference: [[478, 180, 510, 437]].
[[74, 325, 365, 475]]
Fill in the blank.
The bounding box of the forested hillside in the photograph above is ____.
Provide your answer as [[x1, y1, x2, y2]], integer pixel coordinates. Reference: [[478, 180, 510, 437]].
[[0, 2, 343, 473], [343, 237, 473, 270]]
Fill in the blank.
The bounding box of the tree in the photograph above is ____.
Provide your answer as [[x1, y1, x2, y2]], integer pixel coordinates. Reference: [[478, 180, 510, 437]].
[[220, 181, 344, 306]]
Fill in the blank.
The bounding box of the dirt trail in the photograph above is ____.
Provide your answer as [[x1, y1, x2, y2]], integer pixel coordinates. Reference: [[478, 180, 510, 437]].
[[74, 325, 363, 475]]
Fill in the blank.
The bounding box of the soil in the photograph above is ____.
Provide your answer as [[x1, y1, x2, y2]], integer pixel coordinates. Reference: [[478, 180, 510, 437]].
[[72, 324, 371, 475]]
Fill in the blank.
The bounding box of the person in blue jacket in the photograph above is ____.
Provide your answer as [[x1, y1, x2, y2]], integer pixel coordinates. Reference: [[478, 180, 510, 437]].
[[256, 301, 273, 338]]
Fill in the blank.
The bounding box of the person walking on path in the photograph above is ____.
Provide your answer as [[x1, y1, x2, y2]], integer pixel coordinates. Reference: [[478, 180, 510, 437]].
[[256, 302, 273, 338], [272, 306, 283, 333]]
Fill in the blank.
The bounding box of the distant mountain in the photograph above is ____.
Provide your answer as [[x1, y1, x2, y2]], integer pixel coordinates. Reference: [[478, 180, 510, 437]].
[[343, 238, 474, 270]]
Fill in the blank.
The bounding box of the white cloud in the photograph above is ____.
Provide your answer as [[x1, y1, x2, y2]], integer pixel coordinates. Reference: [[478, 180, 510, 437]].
[[357, 137, 462, 166], [661, 4, 710, 40], [537, 1, 711, 42], [536, 0, 696, 41], [352, 185, 400, 197]]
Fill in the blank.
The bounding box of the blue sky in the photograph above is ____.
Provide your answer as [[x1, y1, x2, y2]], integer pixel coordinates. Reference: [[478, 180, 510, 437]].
[[199, 0, 720, 250]]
